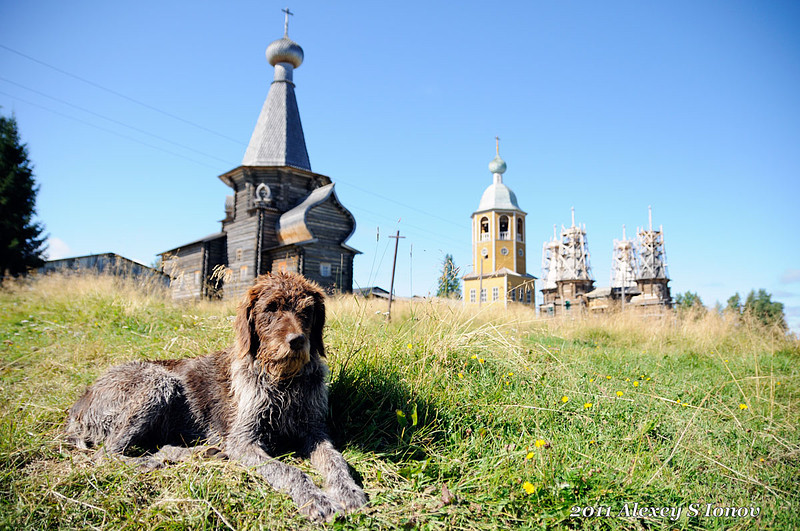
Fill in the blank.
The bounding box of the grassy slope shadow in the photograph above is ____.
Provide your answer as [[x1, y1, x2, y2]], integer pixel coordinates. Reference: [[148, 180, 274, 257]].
[[327, 362, 463, 464]]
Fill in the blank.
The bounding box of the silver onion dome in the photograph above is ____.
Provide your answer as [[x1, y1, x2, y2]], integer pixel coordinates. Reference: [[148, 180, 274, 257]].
[[266, 37, 304, 68], [489, 154, 507, 174]]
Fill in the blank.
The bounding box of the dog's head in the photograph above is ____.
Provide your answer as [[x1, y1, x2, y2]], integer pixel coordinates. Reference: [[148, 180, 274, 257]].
[[234, 272, 326, 380]]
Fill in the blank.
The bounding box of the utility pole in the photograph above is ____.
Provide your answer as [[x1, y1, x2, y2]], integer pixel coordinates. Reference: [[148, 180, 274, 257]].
[[387, 230, 405, 321], [409, 243, 413, 299], [621, 224, 626, 312]]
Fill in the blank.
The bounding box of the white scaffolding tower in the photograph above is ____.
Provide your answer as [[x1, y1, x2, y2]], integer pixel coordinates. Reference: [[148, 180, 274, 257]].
[[541, 224, 561, 290], [636, 206, 669, 281], [610, 225, 637, 288], [560, 207, 593, 281]]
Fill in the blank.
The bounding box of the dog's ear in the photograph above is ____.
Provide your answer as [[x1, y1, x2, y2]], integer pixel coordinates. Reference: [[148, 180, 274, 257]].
[[234, 284, 260, 358], [311, 292, 326, 358]]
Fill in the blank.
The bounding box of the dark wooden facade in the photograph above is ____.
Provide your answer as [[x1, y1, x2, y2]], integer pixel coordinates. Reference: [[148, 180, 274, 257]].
[[161, 166, 358, 301]]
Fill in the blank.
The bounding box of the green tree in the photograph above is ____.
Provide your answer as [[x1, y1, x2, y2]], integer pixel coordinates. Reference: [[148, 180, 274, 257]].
[[674, 291, 703, 309], [0, 113, 46, 281], [743, 289, 786, 329], [436, 254, 461, 299], [726, 292, 742, 314]]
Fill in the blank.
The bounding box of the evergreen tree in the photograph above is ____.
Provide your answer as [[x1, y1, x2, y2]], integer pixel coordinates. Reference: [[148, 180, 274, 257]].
[[726, 292, 742, 314], [0, 112, 46, 281], [436, 254, 461, 299], [743, 289, 786, 329], [674, 291, 703, 309]]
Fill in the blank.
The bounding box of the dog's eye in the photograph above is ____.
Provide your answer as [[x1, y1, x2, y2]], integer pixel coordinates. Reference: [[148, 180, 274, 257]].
[[265, 302, 279, 313]]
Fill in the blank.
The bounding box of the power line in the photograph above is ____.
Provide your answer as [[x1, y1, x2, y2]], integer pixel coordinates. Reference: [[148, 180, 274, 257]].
[[1, 44, 477, 244], [0, 43, 242, 144], [0, 90, 227, 171], [0, 76, 236, 166], [335, 179, 463, 229]]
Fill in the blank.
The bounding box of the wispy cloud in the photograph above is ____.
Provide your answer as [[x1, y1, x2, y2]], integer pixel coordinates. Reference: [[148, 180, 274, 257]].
[[45, 237, 71, 260], [772, 290, 798, 299], [780, 269, 800, 284]]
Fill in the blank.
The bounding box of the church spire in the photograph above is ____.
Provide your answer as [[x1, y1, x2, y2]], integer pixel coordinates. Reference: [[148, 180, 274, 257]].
[[242, 8, 311, 170]]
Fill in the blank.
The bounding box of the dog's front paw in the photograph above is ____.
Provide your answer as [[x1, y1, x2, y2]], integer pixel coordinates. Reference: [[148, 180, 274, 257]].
[[329, 483, 368, 512], [297, 491, 342, 522]]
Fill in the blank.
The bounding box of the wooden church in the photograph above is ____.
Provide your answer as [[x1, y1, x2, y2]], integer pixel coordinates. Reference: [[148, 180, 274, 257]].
[[462, 141, 537, 307], [160, 13, 359, 301]]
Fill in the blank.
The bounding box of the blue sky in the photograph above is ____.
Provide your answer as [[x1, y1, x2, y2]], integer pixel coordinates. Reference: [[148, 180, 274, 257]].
[[2, 1, 799, 330]]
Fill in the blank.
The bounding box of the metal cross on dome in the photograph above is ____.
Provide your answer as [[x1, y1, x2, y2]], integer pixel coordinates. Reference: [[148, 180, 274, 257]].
[[282, 7, 294, 37]]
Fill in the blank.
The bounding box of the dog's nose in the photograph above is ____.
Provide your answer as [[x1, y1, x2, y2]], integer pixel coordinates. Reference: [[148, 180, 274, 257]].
[[287, 333, 306, 351]]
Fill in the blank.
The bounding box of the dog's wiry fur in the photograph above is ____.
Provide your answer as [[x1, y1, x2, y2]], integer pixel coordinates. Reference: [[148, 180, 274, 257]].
[[65, 272, 367, 521]]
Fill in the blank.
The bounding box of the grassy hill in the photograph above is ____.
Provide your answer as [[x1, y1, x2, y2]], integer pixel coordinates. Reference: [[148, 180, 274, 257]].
[[0, 273, 797, 530]]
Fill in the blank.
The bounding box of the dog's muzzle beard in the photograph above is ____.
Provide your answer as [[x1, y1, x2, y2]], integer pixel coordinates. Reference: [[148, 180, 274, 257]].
[[257, 333, 311, 381]]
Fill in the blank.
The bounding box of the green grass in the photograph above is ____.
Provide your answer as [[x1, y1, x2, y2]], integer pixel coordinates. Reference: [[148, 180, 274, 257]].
[[1, 273, 798, 530]]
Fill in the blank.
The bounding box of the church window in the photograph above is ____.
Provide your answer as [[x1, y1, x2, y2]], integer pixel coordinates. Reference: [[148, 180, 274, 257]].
[[518, 288, 523, 301], [479, 217, 490, 241], [320, 263, 331, 277], [517, 218, 524, 242], [470, 289, 476, 303], [510, 288, 516, 302], [518, 248, 524, 257], [240, 265, 248, 279], [500, 247, 509, 256], [193, 271, 201, 286], [492, 287, 499, 301], [480, 288, 487, 303], [499, 216, 510, 240], [481, 247, 489, 258], [526, 289, 532, 304]]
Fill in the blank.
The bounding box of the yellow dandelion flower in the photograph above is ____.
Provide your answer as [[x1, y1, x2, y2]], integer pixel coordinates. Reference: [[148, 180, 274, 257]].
[[625, 378, 630, 382], [760, 458, 765, 462], [776, 382, 781, 385], [478, 358, 485, 364], [407, 343, 413, 349], [633, 381, 639, 387], [676, 399, 681, 403], [535, 439, 546, 448], [682, 403, 688, 407], [739, 403, 748, 410], [471, 354, 478, 359], [561, 396, 569, 403], [525, 452, 534, 460], [606, 375, 612, 380], [724, 359, 729, 363], [616, 391, 624, 397], [589, 378, 595, 382], [584, 402, 593, 409], [646, 377, 651, 381], [522, 481, 536, 494], [458, 372, 464, 379], [508, 372, 514, 376], [589, 440, 596, 444]]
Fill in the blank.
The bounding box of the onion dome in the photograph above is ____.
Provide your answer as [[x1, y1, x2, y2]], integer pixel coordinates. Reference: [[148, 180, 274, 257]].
[[488, 154, 507, 175], [475, 138, 523, 212], [266, 37, 304, 68]]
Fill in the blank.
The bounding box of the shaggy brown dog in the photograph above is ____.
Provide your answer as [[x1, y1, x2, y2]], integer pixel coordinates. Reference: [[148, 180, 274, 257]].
[[65, 272, 367, 521]]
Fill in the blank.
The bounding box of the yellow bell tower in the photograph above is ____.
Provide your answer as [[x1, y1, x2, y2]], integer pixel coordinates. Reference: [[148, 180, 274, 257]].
[[463, 138, 536, 306]]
